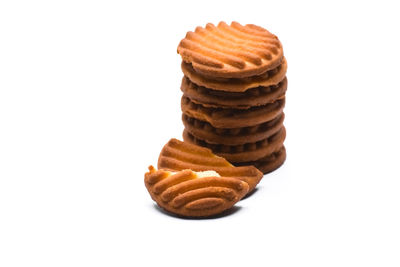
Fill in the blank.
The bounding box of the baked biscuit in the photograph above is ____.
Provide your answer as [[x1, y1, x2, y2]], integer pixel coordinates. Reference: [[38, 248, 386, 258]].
[[183, 127, 286, 163], [177, 21, 283, 78], [181, 95, 285, 128], [145, 166, 249, 217], [181, 76, 287, 109], [182, 113, 284, 145], [158, 138, 263, 192], [236, 146, 286, 174], [181, 58, 287, 92]]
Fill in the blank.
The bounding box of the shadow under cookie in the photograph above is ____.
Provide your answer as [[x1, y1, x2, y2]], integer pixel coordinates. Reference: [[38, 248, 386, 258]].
[[153, 203, 242, 219]]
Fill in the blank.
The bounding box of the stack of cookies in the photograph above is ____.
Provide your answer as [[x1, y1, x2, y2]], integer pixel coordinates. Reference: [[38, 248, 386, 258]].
[[177, 21, 287, 174]]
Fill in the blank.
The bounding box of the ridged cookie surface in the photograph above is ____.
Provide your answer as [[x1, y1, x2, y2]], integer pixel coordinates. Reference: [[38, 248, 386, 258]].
[[236, 146, 286, 174], [145, 166, 249, 217], [158, 138, 263, 192], [181, 58, 287, 92], [177, 21, 283, 79], [181, 95, 285, 128], [183, 127, 286, 163], [182, 113, 284, 145], [181, 76, 287, 109]]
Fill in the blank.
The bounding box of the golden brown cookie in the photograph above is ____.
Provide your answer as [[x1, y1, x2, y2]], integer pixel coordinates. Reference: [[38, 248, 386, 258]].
[[181, 76, 287, 109], [177, 21, 284, 79], [145, 166, 249, 217], [183, 126, 286, 163], [182, 113, 284, 145], [158, 138, 263, 192], [181, 58, 287, 92], [181, 95, 285, 128], [236, 146, 286, 174]]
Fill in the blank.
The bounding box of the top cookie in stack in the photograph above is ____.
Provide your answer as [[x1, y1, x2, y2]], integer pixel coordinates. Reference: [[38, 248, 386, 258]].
[[177, 21, 287, 174]]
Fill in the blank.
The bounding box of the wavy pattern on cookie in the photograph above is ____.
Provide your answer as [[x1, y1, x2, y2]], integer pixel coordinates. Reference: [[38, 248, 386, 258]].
[[236, 146, 286, 174], [145, 166, 249, 217], [181, 58, 287, 92], [157, 138, 263, 192], [183, 127, 286, 163], [182, 113, 284, 145], [181, 76, 287, 109], [181, 95, 285, 128], [177, 21, 283, 78]]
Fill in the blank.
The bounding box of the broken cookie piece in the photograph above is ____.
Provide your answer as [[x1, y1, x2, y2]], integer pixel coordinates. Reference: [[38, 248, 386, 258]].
[[144, 166, 249, 217], [158, 138, 263, 192]]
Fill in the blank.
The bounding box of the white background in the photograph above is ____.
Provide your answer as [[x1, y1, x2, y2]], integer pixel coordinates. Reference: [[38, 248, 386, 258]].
[[1, 0, 399, 266]]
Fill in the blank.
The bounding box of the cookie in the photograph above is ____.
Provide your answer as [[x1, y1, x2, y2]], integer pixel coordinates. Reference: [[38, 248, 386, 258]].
[[236, 146, 286, 174], [181, 95, 285, 128], [182, 113, 284, 145], [181, 57, 287, 92], [145, 166, 249, 217], [158, 138, 263, 192], [177, 21, 283, 79], [181, 76, 287, 109], [183, 126, 286, 163]]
